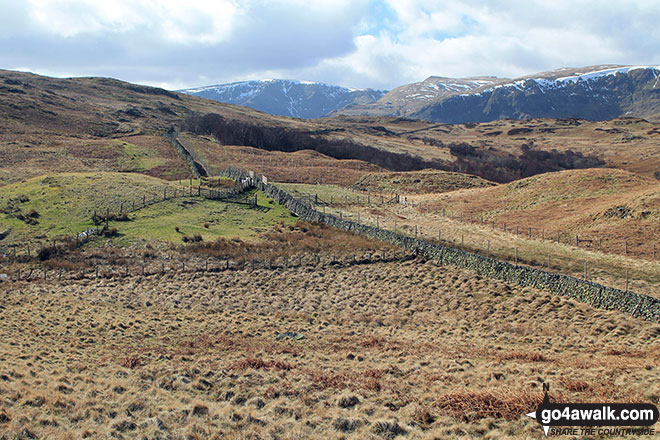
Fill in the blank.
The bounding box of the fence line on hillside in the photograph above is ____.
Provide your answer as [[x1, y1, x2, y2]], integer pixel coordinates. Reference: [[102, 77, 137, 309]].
[[284, 187, 659, 262], [1, 250, 414, 282], [217, 167, 660, 321], [2, 166, 658, 320], [0, 179, 256, 261]]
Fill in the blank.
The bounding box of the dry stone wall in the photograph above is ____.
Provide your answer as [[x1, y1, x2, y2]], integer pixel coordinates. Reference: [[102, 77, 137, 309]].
[[218, 168, 660, 321]]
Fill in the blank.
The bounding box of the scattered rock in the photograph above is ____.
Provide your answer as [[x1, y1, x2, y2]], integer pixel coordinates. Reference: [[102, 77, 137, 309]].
[[275, 331, 305, 341]]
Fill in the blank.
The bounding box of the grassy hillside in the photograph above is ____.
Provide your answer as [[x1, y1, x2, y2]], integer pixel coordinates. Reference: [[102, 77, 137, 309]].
[[314, 168, 660, 297], [0, 172, 296, 247], [421, 168, 660, 241], [351, 169, 494, 194], [4, 70, 660, 189]]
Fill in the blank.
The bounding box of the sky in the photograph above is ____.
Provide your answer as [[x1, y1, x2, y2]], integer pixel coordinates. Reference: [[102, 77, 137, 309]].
[[1, 0, 659, 91]]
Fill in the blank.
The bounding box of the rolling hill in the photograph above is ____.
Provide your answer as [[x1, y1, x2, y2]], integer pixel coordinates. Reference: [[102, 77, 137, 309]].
[[419, 167, 660, 253], [1, 69, 660, 190]]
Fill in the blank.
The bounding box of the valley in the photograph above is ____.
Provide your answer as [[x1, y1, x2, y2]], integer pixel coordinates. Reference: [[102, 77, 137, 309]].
[[0, 69, 659, 439]]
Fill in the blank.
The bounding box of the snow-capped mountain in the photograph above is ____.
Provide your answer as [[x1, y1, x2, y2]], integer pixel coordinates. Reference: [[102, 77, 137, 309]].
[[179, 79, 386, 119], [335, 76, 506, 117], [411, 65, 660, 123], [334, 65, 660, 123]]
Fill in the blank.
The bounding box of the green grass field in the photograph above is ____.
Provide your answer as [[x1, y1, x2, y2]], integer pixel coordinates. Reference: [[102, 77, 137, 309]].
[[111, 191, 297, 245], [0, 172, 297, 246]]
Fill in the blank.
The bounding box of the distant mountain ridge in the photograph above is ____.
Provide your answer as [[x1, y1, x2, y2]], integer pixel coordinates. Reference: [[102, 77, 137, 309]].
[[334, 75, 506, 117], [413, 65, 660, 123], [335, 65, 660, 123], [179, 79, 386, 119]]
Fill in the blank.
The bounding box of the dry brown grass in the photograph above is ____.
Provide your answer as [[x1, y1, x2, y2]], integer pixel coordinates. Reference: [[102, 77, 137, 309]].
[[435, 388, 544, 421], [184, 220, 393, 261], [327, 170, 660, 298], [179, 133, 384, 185], [1, 258, 659, 439]]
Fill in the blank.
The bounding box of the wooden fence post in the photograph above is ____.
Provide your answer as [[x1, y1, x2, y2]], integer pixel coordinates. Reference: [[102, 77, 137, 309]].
[[487, 240, 490, 257]]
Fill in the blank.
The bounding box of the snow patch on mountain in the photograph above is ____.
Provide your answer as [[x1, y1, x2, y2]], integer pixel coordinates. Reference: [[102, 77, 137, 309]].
[[465, 66, 660, 97], [178, 79, 387, 119]]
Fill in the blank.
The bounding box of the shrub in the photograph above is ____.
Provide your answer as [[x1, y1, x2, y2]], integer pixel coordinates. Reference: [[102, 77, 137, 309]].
[[103, 228, 119, 237], [38, 246, 58, 261], [121, 356, 141, 369], [412, 406, 436, 427], [435, 388, 543, 421], [372, 420, 407, 438]]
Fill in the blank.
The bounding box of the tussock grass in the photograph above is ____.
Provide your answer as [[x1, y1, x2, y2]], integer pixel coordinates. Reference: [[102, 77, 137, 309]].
[[1, 259, 657, 438]]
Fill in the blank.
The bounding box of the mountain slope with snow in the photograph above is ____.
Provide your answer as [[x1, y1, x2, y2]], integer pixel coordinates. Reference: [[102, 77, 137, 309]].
[[411, 65, 660, 123], [179, 79, 386, 119], [334, 75, 506, 117]]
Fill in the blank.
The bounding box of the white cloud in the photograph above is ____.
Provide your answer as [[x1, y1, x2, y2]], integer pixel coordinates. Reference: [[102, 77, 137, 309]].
[[26, 0, 238, 44], [1, 0, 660, 90]]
